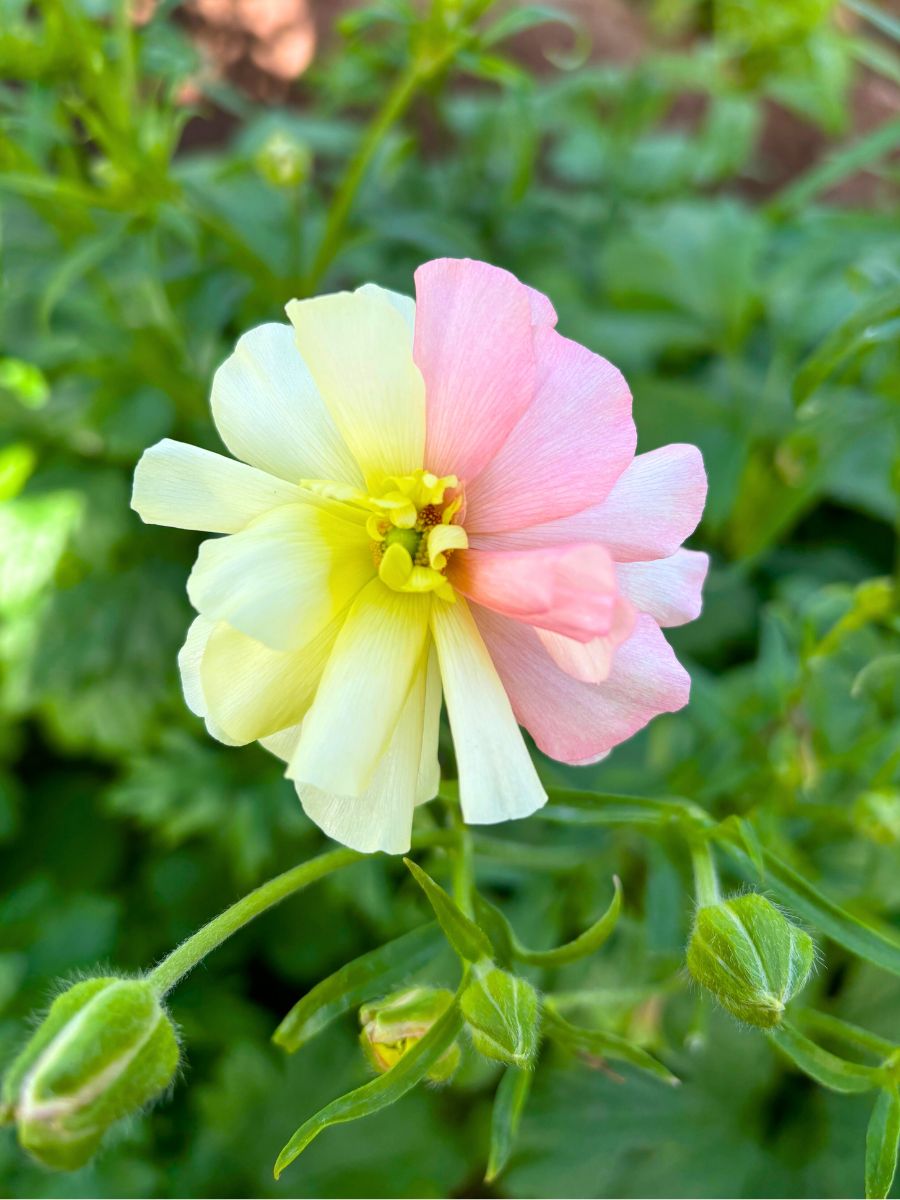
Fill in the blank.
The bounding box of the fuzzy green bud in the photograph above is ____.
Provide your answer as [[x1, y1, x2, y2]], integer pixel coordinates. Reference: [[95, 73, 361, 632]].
[[687, 894, 815, 1028], [2, 977, 179, 1171], [359, 987, 460, 1082], [461, 966, 541, 1069]]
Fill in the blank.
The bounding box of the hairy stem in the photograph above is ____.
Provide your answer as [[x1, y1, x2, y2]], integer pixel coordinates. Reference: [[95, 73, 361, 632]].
[[691, 839, 721, 909], [148, 830, 453, 996]]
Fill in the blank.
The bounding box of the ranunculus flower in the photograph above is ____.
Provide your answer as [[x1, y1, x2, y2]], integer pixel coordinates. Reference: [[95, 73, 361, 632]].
[[132, 258, 707, 854]]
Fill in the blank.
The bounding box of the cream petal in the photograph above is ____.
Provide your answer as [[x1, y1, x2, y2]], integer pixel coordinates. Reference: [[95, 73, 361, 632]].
[[286, 286, 425, 488], [430, 597, 546, 825], [295, 658, 429, 855], [175, 615, 241, 746], [132, 439, 305, 534], [187, 503, 373, 652], [201, 612, 344, 745], [288, 581, 431, 796], [210, 323, 362, 486], [416, 642, 442, 806]]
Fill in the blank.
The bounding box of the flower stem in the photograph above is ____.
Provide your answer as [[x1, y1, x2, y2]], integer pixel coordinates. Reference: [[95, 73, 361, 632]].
[[148, 830, 453, 996], [690, 839, 721, 909]]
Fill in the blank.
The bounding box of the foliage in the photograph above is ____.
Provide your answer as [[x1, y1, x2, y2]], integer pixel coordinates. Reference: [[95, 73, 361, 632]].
[[0, 0, 899, 1196]]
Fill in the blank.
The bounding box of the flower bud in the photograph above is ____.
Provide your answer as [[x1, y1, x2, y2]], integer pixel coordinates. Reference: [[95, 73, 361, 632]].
[[359, 987, 460, 1083], [2, 977, 179, 1171], [461, 966, 541, 1069], [254, 130, 312, 189], [687, 894, 814, 1029]]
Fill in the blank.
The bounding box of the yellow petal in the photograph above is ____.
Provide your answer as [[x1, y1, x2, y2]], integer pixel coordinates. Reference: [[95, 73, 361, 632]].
[[286, 286, 425, 489], [295, 655, 429, 854], [426, 523, 468, 570], [132, 439, 305, 534], [379, 542, 415, 590], [288, 580, 431, 796], [187, 503, 373, 652], [201, 611, 345, 745]]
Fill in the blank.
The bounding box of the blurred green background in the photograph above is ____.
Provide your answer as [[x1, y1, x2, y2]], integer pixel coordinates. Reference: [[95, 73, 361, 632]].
[[1, 0, 899, 1196]]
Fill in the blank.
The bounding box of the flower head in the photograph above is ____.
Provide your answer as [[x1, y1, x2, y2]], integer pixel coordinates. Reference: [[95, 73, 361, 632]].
[[132, 258, 707, 853]]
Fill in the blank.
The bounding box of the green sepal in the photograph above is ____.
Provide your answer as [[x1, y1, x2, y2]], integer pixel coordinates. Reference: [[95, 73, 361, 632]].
[[403, 858, 494, 963], [767, 1022, 879, 1094], [461, 966, 541, 1069], [687, 893, 815, 1028], [476, 877, 622, 968], [486, 1065, 533, 1183]]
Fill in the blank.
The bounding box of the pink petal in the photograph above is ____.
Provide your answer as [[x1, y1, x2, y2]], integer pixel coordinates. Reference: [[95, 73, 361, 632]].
[[470, 443, 707, 563], [617, 549, 709, 628], [415, 258, 536, 483], [526, 284, 557, 327], [536, 592, 636, 683], [465, 327, 635, 533], [474, 607, 691, 764], [450, 543, 623, 642]]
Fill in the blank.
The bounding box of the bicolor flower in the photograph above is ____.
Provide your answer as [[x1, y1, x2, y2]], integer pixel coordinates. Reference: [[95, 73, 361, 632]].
[[132, 258, 707, 854]]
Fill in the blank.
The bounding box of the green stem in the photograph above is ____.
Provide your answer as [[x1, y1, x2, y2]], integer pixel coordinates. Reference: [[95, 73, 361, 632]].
[[302, 27, 473, 294], [691, 839, 721, 909], [148, 831, 453, 996]]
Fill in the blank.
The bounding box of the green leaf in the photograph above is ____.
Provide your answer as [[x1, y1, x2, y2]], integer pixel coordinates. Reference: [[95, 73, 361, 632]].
[[543, 1005, 679, 1087], [771, 117, 900, 215], [866, 1086, 900, 1200], [461, 967, 542, 1069], [477, 879, 622, 968], [403, 858, 494, 964], [793, 285, 900, 407], [272, 923, 441, 1053], [719, 839, 900, 978], [273, 993, 464, 1178], [486, 1066, 533, 1184], [767, 1022, 879, 1094]]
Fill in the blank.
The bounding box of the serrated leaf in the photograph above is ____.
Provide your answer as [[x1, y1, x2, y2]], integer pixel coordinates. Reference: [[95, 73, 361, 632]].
[[486, 1065, 533, 1183], [403, 858, 494, 964], [543, 1005, 679, 1087], [273, 993, 464, 1178], [273, 923, 441, 1053], [866, 1086, 900, 1200]]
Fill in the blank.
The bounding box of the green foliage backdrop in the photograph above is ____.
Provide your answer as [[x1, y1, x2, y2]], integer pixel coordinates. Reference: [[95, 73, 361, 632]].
[[0, 0, 898, 1195]]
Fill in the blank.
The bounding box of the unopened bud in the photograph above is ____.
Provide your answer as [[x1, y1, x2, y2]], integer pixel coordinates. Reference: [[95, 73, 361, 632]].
[[2, 977, 179, 1171], [359, 987, 460, 1082], [254, 130, 312, 189], [687, 894, 814, 1028], [461, 966, 541, 1069]]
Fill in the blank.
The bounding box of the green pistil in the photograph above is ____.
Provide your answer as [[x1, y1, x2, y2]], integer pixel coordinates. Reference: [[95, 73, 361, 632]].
[[383, 526, 422, 558]]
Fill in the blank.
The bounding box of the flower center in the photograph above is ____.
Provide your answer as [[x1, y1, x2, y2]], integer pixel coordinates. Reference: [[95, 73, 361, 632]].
[[299, 468, 467, 602], [367, 471, 467, 602]]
